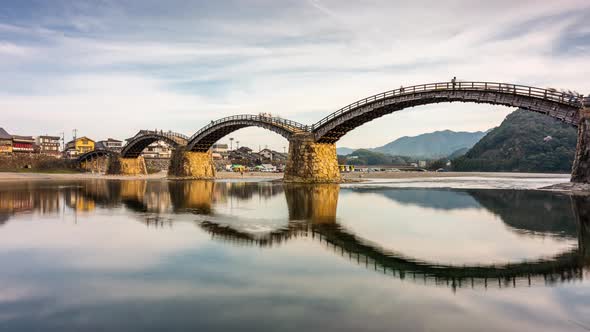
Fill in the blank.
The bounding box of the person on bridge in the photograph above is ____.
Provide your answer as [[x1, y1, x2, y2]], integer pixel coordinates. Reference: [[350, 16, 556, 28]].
[[400, 85, 405, 93], [452, 76, 457, 89]]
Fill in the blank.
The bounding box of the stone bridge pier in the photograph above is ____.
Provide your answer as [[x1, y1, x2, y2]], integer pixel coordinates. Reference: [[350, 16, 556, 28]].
[[169, 132, 341, 183], [106, 156, 147, 176], [168, 147, 216, 179], [283, 133, 341, 183], [572, 103, 590, 183]]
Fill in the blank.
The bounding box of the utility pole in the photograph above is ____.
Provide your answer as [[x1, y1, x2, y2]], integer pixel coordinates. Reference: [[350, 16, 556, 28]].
[[72, 129, 77, 158], [236, 141, 240, 149], [60, 132, 65, 155], [229, 137, 234, 151]]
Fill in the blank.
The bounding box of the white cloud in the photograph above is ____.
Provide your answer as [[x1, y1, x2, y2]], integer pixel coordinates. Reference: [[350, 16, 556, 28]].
[[0, 0, 589, 149]]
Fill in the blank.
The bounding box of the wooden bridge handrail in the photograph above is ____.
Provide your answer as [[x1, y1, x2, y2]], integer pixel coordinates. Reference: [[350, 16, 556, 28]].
[[311, 81, 583, 131], [187, 114, 308, 142]]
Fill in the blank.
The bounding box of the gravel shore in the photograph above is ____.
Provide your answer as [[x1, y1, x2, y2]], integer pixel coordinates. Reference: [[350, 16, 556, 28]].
[[0, 170, 570, 182]]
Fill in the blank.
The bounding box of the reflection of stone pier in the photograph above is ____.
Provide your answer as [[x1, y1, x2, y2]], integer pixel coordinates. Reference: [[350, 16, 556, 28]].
[[120, 181, 147, 203], [572, 195, 590, 258], [169, 180, 215, 214], [284, 183, 339, 223]]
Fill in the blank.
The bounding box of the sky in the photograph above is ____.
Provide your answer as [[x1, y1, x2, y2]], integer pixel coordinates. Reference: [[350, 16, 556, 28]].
[[1, 0, 589, 150]]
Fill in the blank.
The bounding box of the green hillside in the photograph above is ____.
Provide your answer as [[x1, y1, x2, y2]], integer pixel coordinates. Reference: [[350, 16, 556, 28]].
[[338, 149, 413, 166], [373, 130, 487, 158], [452, 109, 577, 173]]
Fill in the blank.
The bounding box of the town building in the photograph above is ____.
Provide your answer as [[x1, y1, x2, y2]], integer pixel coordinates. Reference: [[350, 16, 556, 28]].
[[141, 141, 172, 159], [0, 128, 12, 153], [212, 143, 228, 153], [11, 135, 35, 153], [259, 148, 287, 163], [97, 138, 123, 152], [260, 164, 277, 172], [65, 137, 95, 158], [36, 135, 61, 156], [236, 146, 252, 154]]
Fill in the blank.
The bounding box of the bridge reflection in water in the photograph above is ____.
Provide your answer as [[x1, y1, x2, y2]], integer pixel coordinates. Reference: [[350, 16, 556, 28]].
[[0, 180, 588, 290]]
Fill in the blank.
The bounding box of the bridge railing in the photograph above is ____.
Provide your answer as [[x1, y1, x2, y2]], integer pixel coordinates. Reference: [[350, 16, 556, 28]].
[[188, 114, 308, 142], [311, 81, 583, 131], [130, 130, 190, 141]]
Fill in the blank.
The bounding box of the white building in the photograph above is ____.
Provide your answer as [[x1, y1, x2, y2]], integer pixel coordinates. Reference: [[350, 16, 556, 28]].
[[97, 138, 123, 152], [142, 141, 172, 159], [212, 143, 228, 153], [260, 164, 277, 172]]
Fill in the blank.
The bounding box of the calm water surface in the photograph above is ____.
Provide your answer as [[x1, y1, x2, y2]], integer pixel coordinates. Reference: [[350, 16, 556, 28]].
[[0, 179, 589, 331]]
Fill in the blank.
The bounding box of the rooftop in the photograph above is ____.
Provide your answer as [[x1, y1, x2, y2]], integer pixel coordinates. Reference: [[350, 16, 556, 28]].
[[0, 128, 11, 140], [12, 135, 35, 141]]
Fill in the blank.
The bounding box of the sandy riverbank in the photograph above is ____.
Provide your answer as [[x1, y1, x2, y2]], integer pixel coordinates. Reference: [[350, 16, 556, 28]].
[[341, 171, 570, 180], [0, 171, 284, 181], [0, 170, 586, 193], [0, 170, 570, 181]]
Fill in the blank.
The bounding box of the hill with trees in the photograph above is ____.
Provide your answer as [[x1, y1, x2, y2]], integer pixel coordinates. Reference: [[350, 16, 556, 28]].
[[338, 149, 414, 166], [337, 130, 488, 158], [452, 109, 577, 173], [373, 130, 487, 158]]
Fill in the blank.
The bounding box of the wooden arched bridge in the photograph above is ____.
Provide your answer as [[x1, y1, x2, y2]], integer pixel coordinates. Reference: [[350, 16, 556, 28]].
[[122, 130, 189, 158], [80, 80, 590, 183], [66, 179, 590, 290], [199, 220, 589, 290]]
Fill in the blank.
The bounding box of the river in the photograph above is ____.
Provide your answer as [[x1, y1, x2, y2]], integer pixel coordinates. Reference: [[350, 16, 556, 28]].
[[0, 179, 588, 331]]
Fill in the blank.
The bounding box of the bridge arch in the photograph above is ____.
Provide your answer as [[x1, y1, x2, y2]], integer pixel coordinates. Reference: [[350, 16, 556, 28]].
[[77, 149, 117, 163], [186, 114, 307, 152], [121, 130, 189, 158], [312, 81, 582, 143]]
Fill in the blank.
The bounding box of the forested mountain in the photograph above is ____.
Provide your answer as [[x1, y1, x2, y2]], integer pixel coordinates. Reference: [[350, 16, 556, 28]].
[[337, 130, 487, 158], [336, 147, 356, 155], [372, 130, 487, 158], [452, 109, 577, 173], [338, 149, 414, 166]]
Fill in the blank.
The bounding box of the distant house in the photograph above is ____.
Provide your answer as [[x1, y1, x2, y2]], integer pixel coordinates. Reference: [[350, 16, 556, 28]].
[[212, 143, 228, 153], [65, 136, 95, 158], [0, 128, 12, 153], [260, 164, 276, 172], [259, 148, 287, 162], [236, 146, 252, 154], [97, 138, 123, 152], [12, 135, 35, 153], [142, 141, 172, 159], [36, 135, 61, 155]]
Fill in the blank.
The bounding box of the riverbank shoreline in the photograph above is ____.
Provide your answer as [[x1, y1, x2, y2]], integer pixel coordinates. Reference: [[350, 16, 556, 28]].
[[0, 170, 571, 181], [0, 170, 585, 194]]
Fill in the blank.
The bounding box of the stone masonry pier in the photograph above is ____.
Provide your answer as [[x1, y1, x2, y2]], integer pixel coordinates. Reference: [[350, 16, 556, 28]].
[[283, 133, 341, 183], [168, 147, 216, 179], [572, 104, 590, 183], [106, 156, 147, 175]]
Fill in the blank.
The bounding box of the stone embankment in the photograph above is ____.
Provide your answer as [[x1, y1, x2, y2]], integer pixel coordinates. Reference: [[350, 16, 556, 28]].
[[145, 158, 170, 173], [0, 153, 75, 170]]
